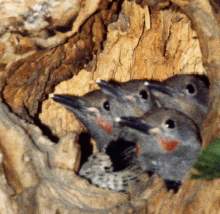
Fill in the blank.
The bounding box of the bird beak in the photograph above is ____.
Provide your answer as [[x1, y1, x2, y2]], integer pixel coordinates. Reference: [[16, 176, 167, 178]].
[[144, 81, 175, 97], [52, 94, 89, 112], [96, 80, 123, 99], [115, 116, 152, 134]]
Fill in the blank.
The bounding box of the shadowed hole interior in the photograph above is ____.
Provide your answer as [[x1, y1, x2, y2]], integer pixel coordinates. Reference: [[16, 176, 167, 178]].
[[106, 139, 137, 171], [79, 132, 93, 167]]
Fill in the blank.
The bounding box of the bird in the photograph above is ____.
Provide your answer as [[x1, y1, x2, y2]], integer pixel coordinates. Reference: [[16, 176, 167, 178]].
[[52, 80, 157, 151], [96, 79, 157, 117], [145, 74, 209, 127], [115, 108, 202, 182], [79, 151, 143, 192], [52, 90, 118, 151]]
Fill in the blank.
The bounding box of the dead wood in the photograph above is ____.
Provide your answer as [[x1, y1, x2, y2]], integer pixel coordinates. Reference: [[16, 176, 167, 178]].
[[0, 0, 219, 213]]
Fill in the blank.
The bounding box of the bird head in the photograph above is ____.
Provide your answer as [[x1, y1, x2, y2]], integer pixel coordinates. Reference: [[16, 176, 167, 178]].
[[145, 75, 209, 126], [97, 79, 156, 117], [116, 108, 201, 154], [52, 91, 115, 135]]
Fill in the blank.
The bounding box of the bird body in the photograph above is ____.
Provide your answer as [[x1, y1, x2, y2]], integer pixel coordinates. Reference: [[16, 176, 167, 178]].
[[117, 108, 201, 182], [79, 152, 142, 192]]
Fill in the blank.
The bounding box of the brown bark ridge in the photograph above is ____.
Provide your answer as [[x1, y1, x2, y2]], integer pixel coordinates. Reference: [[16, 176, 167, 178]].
[[0, 0, 219, 213]]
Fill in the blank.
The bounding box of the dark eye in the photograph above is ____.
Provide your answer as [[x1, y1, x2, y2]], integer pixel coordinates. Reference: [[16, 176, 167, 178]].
[[185, 83, 197, 95], [139, 90, 148, 100], [165, 119, 175, 129], [103, 100, 110, 111]]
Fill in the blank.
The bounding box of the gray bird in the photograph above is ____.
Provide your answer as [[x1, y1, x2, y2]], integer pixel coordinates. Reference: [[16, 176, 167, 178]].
[[96, 79, 157, 117], [52, 80, 157, 151], [52, 90, 118, 151], [145, 74, 209, 127], [116, 108, 201, 182]]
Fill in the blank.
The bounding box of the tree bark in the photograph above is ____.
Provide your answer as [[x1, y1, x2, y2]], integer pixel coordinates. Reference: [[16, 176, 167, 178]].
[[0, 0, 219, 213]]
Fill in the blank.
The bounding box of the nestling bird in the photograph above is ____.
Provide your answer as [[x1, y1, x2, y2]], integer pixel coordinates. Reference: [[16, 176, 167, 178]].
[[96, 79, 157, 117], [145, 74, 209, 127], [116, 108, 201, 182], [79, 151, 143, 192], [52, 90, 118, 151], [52, 80, 157, 151]]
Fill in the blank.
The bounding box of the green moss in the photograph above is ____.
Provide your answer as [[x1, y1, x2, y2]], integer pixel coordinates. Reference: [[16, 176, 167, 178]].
[[192, 138, 220, 179]]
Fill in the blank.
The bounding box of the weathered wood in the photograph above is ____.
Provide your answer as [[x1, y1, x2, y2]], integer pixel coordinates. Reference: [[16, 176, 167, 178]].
[[169, 0, 220, 147], [0, 0, 219, 213]]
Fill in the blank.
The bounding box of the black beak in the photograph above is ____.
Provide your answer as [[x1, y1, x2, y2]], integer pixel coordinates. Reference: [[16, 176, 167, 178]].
[[52, 94, 87, 111], [96, 80, 123, 98], [115, 116, 151, 134], [144, 81, 174, 97]]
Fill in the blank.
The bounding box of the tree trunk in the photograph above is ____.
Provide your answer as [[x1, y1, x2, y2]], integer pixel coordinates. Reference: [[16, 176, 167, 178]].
[[0, 0, 219, 213]]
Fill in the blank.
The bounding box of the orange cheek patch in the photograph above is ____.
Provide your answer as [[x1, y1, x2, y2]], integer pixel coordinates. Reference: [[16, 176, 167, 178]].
[[96, 117, 113, 134], [159, 139, 180, 152]]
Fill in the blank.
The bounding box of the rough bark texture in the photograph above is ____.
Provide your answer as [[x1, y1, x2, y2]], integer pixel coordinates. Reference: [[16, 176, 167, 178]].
[[0, 0, 219, 213]]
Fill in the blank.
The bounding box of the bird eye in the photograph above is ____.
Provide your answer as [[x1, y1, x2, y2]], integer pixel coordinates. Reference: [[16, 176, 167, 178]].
[[185, 83, 197, 95], [139, 89, 148, 100], [103, 100, 110, 111], [164, 119, 175, 129]]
